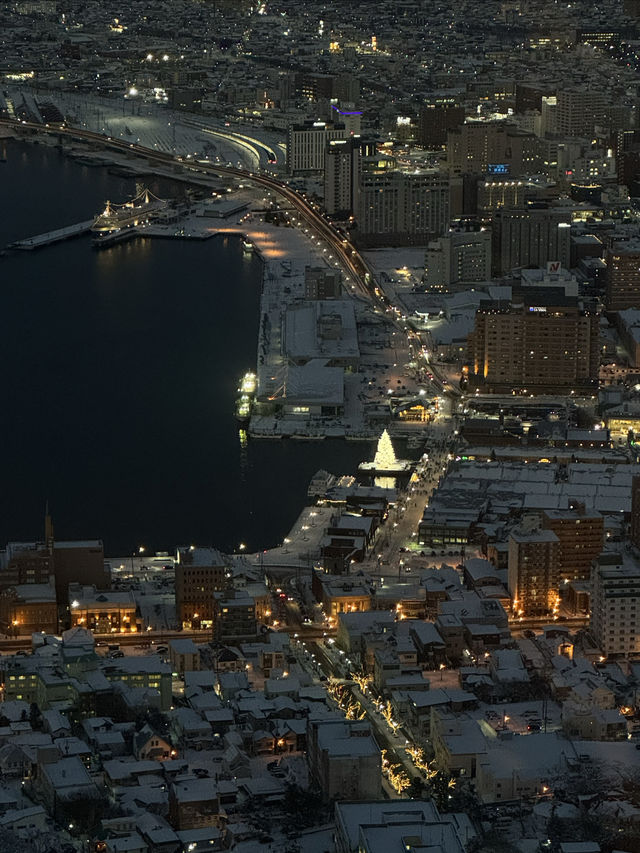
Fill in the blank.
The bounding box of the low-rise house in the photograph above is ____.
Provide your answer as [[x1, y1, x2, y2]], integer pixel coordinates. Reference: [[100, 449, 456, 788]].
[[133, 725, 176, 762], [168, 778, 222, 831], [0, 805, 48, 834], [432, 711, 488, 778], [104, 834, 148, 853], [34, 755, 100, 818], [562, 704, 628, 740], [475, 732, 572, 803], [335, 800, 474, 853], [171, 708, 213, 748], [103, 759, 164, 792]]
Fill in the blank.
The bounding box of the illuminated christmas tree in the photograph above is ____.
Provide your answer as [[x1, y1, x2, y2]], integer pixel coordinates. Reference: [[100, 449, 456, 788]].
[[373, 429, 397, 470]]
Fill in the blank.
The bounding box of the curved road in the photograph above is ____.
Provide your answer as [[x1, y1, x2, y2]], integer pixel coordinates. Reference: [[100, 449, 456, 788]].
[[1, 117, 380, 305]]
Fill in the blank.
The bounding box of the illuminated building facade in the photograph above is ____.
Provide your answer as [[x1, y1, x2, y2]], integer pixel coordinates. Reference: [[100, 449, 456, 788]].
[[287, 120, 348, 173], [446, 122, 539, 177], [467, 283, 600, 394], [508, 523, 559, 617], [324, 136, 361, 216], [175, 546, 230, 630], [591, 553, 640, 658], [69, 584, 139, 633], [0, 582, 57, 635], [542, 508, 604, 583], [357, 169, 449, 242]]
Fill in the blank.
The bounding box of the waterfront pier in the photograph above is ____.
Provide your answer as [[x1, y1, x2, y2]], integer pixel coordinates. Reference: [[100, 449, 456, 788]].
[[9, 218, 94, 250]]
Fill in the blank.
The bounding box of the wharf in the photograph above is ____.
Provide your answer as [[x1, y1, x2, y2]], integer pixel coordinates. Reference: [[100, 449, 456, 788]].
[[9, 219, 94, 250]]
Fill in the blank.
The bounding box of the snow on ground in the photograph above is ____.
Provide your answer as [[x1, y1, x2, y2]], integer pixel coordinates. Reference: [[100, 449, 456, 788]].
[[11, 88, 287, 172]]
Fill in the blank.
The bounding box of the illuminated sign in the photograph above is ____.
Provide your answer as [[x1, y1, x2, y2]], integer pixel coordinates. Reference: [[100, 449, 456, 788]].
[[331, 104, 363, 117], [487, 163, 509, 175], [529, 306, 547, 313]]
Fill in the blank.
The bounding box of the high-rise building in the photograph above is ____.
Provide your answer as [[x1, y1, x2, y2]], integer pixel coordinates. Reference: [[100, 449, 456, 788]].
[[508, 520, 559, 617], [591, 553, 640, 659], [539, 96, 557, 136], [467, 274, 600, 394], [631, 475, 640, 550], [446, 122, 539, 176], [541, 508, 604, 583], [492, 207, 571, 275], [418, 100, 464, 149], [324, 136, 361, 216], [424, 227, 492, 288], [556, 89, 607, 138], [53, 540, 109, 606], [287, 120, 349, 174], [175, 547, 230, 630], [357, 169, 449, 243], [515, 82, 555, 114], [605, 242, 640, 311]]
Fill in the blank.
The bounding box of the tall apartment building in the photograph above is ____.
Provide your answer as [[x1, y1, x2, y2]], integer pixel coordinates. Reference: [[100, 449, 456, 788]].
[[324, 136, 361, 216], [175, 546, 230, 630], [357, 169, 449, 243], [467, 276, 600, 394], [492, 207, 571, 275], [542, 508, 604, 583], [591, 553, 640, 659], [418, 100, 464, 149], [446, 122, 539, 176], [556, 89, 607, 138], [287, 120, 348, 173], [508, 522, 559, 617], [424, 227, 492, 288], [605, 242, 640, 311]]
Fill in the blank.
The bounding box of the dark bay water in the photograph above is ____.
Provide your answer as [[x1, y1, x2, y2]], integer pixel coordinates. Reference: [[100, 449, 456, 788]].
[[0, 139, 371, 555]]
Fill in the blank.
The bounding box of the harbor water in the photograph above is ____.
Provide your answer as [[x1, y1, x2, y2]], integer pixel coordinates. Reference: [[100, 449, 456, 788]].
[[0, 139, 372, 554]]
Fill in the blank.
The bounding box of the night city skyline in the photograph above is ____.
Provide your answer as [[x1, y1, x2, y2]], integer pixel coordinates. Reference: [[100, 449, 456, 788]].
[[1, 2, 640, 853]]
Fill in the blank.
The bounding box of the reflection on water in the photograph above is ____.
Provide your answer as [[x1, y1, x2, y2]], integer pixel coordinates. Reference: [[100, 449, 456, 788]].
[[0, 139, 372, 554]]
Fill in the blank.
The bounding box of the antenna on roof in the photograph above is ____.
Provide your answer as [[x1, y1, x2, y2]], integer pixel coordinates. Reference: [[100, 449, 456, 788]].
[[44, 500, 54, 553]]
